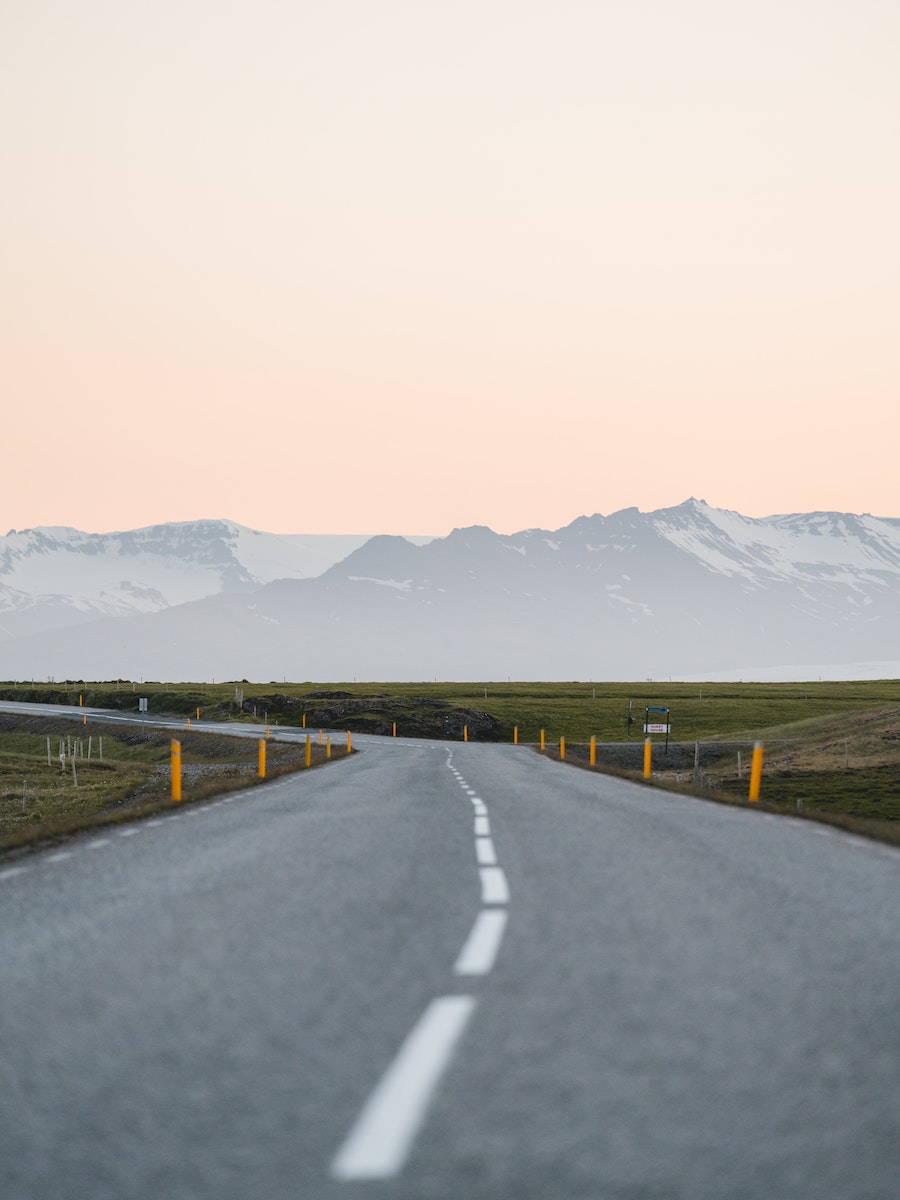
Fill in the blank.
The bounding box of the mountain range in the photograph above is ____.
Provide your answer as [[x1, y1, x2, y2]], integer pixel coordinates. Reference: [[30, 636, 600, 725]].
[[1, 501, 898, 682]]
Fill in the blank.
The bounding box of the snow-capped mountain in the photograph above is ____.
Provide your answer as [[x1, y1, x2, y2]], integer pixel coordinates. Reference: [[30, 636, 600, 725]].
[[0, 521, 423, 642], [1, 501, 898, 681]]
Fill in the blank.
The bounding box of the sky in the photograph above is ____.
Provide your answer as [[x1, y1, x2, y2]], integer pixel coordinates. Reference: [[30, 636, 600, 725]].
[[2, 0, 899, 536]]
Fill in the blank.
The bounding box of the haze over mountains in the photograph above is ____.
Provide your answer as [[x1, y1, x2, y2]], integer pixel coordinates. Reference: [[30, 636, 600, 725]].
[[1, 502, 898, 682]]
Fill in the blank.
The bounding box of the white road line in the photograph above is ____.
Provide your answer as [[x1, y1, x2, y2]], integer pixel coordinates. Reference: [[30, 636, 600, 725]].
[[46, 851, 73, 863], [118, 828, 140, 837], [475, 837, 497, 866], [479, 866, 510, 905], [86, 839, 112, 850], [330, 995, 477, 1181], [474, 815, 491, 836], [0, 866, 28, 881], [454, 909, 509, 976]]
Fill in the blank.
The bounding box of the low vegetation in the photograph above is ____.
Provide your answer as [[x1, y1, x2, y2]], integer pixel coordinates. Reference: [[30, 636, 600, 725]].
[[0, 711, 347, 854], [2, 678, 899, 849]]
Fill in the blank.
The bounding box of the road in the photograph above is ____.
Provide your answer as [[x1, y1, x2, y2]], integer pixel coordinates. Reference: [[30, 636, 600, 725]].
[[1, 703, 899, 1198]]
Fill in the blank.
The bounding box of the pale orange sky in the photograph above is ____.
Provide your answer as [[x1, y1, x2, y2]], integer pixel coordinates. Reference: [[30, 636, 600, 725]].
[[2, 0, 898, 535]]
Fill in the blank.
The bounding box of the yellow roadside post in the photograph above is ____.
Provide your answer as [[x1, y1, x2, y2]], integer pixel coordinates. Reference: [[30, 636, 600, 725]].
[[258, 739, 266, 778], [392, 722, 397, 737], [319, 728, 324, 746], [464, 725, 468, 742], [347, 730, 352, 752], [305, 735, 312, 768], [79, 694, 83, 707], [187, 717, 191, 731], [540, 729, 545, 751], [590, 736, 596, 766], [749, 741, 764, 802], [83, 713, 87, 726], [643, 738, 652, 779], [326, 736, 332, 759], [171, 740, 182, 801], [196, 707, 200, 720], [513, 726, 518, 745], [302, 713, 307, 728], [559, 736, 566, 760]]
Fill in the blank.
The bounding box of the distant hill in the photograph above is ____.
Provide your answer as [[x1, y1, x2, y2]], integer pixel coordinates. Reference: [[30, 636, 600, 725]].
[[0, 520, 429, 641], [1, 501, 898, 682]]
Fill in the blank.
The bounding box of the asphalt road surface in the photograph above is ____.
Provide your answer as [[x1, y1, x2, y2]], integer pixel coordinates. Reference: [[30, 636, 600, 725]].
[[1, 704, 899, 1198]]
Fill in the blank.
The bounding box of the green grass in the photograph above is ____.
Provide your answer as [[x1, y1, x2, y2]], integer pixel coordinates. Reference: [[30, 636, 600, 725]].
[[5, 678, 899, 743], [0, 713, 348, 854], [3, 678, 900, 850]]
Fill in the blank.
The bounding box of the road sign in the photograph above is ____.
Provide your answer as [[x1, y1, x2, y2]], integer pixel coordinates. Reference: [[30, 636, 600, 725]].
[[644, 723, 670, 734]]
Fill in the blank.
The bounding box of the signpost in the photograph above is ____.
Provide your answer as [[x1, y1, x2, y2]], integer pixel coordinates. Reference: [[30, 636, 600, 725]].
[[643, 706, 671, 752]]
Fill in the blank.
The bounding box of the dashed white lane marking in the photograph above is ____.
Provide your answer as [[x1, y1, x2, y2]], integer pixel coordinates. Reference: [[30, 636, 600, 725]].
[[86, 839, 112, 850], [0, 866, 28, 881], [46, 851, 73, 863], [479, 866, 510, 905], [330, 995, 478, 1181], [118, 827, 140, 837], [454, 909, 509, 976], [475, 837, 498, 866], [474, 815, 491, 836]]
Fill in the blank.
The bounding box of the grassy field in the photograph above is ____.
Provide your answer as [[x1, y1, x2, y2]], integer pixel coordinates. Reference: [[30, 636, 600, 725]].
[[4, 678, 900, 742], [0, 712, 347, 854], [2, 679, 899, 850]]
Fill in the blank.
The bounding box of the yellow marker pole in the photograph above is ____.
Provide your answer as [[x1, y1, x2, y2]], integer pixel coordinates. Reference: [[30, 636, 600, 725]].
[[79, 694, 83, 707], [305, 735, 312, 768], [258, 739, 266, 778], [326, 736, 332, 760], [513, 726, 518, 745], [463, 725, 468, 743], [196, 707, 200, 720], [171, 740, 182, 801], [83, 713, 87, 726], [590, 736, 596, 766], [187, 717, 191, 731], [347, 730, 352, 752], [643, 738, 652, 779], [392, 722, 397, 737], [540, 729, 545, 751], [319, 728, 323, 746], [302, 713, 306, 728], [749, 740, 764, 802], [559, 736, 566, 760]]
